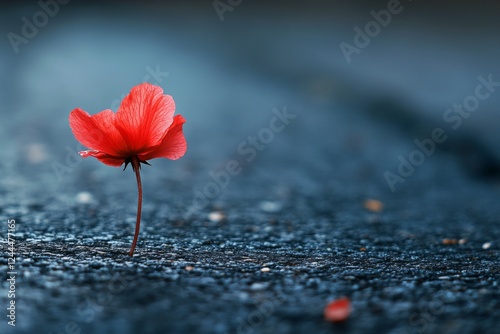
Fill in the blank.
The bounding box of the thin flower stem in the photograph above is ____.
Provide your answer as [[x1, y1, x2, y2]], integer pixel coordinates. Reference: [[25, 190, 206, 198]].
[[129, 156, 142, 256]]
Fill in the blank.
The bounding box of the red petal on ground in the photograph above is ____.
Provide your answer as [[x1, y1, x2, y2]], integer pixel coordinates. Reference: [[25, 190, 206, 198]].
[[324, 297, 351, 323]]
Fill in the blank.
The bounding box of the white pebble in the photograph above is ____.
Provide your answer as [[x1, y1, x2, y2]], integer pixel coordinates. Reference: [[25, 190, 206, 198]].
[[75, 191, 94, 204], [482, 242, 492, 250], [208, 211, 225, 222]]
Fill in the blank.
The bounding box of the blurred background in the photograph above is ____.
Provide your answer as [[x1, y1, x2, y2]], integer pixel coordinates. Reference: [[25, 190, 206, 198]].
[[1, 0, 500, 196], [1, 1, 500, 333]]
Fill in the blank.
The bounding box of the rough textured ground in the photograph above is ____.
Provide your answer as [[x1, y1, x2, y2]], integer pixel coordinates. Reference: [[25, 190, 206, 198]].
[[1, 2, 499, 334]]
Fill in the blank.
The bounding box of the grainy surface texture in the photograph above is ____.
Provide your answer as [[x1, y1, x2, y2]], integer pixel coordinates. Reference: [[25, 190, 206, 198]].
[[1, 1, 499, 334]]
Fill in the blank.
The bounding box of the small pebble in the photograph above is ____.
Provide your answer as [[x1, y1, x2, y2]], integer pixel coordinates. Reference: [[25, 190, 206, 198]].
[[259, 201, 282, 213], [261, 267, 270, 272], [249, 282, 268, 291], [482, 242, 492, 250], [442, 238, 458, 245], [364, 199, 383, 212], [185, 266, 194, 271], [75, 191, 94, 204], [208, 211, 225, 222], [459, 238, 467, 245]]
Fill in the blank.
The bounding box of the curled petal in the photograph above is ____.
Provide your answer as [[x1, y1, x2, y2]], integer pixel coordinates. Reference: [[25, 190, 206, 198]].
[[79, 150, 100, 158], [139, 115, 187, 161], [69, 108, 128, 156], [115, 83, 175, 153], [79, 150, 125, 167]]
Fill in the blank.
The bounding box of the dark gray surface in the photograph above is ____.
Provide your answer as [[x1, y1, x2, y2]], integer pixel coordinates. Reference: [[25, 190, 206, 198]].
[[1, 2, 499, 334]]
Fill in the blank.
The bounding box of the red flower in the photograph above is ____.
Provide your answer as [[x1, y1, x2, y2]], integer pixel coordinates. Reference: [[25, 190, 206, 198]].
[[324, 297, 351, 323], [69, 82, 187, 167], [69, 83, 187, 256]]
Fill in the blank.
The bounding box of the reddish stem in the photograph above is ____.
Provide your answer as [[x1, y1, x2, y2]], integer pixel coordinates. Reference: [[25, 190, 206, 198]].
[[129, 156, 142, 256]]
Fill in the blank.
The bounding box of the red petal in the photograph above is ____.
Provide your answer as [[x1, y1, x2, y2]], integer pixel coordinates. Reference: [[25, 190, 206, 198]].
[[324, 297, 351, 323], [139, 115, 187, 161], [114, 83, 175, 153], [79, 150, 124, 167], [69, 108, 128, 156]]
